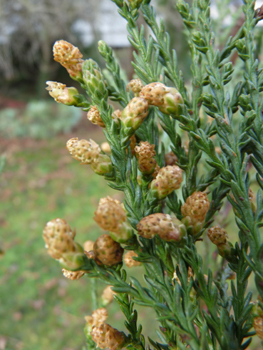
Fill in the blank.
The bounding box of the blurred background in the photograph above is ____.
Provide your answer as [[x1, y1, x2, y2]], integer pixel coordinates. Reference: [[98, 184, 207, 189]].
[[0, 0, 263, 349]]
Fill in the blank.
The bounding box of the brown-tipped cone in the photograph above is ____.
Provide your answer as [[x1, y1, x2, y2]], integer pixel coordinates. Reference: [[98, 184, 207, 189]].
[[43, 218, 85, 269], [124, 251, 141, 268], [137, 213, 186, 242], [165, 151, 178, 166], [254, 316, 263, 339], [94, 197, 126, 232], [43, 218, 76, 259], [127, 78, 144, 96], [91, 308, 108, 327], [62, 268, 85, 280], [83, 240, 94, 252], [91, 324, 126, 350], [181, 192, 210, 223], [87, 106, 105, 128], [135, 141, 156, 175], [94, 234, 124, 266], [139, 82, 183, 115], [150, 165, 183, 199], [207, 225, 228, 246], [53, 40, 83, 78], [66, 138, 101, 165], [121, 97, 149, 136], [46, 81, 79, 106], [129, 135, 137, 155], [94, 197, 133, 242], [102, 286, 116, 305]]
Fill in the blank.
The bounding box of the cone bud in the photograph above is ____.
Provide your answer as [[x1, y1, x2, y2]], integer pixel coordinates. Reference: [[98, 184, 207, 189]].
[[53, 40, 83, 79], [92, 308, 108, 327], [254, 317, 263, 339], [207, 225, 228, 246], [127, 79, 144, 96], [87, 106, 105, 127], [135, 141, 157, 175], [112, 109, 122, 121], [124, 251, 141, 268], [101, 142, 111, 153], [139, 82, 183, 115], [94, 197, 133, 242], [94, 197, 126, 231], [62, 268, 85, 280], [207, 225, 237, 262], [150, 165, 183, 200], [66, 138, 101, 164], [90, 154, 112, 175], [82, 59, 108, 98], [46, 81, 79, 106], [43, 218, 75, 259], [165, 151, 178, 166], [43, 218, 85, 269], [94, 234, 124, 266], [152, 164, 160, 179], [102, 286, 116, 306], [83, 240, 94, 252], [181, 192, 210, 223], [129, 135, 137, 155], [84, 307, 108, 342], [91, 323, 127, 350], [137, 213, 186, 242], [121, 97, 149, 137]]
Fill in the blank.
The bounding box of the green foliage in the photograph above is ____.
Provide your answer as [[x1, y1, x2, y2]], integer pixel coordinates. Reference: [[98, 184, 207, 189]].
[[0, 101, 81, 139], [43, 0, 263, 349]]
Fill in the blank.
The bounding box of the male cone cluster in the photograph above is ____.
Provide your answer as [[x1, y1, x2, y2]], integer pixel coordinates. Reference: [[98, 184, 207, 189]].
[[121, 81, 183, 142]]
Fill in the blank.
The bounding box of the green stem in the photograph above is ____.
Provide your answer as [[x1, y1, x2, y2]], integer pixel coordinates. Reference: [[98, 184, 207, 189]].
[[91, 278, 98, 310]]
